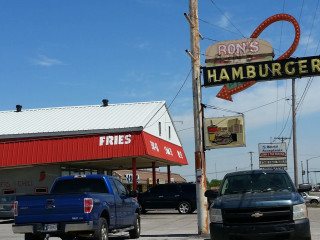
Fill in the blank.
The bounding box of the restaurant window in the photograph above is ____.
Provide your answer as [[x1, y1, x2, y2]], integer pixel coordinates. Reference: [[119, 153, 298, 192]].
[[158, 122, 162, 136]]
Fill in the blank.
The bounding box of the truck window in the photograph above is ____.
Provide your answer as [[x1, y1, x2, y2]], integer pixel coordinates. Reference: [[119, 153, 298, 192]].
[[111, 178, 128, 196], [221, 173, 294, 195], [51, 178, 109, 194]]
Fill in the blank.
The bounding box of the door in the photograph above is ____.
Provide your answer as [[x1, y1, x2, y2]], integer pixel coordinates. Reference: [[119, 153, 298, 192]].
[[111, 178, 135, 227], [143, 185, 166, 209], [163, 184, 181, 208]]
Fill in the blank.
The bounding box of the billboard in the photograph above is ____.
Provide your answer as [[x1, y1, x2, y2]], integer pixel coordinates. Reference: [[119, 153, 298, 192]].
[[259, 143, 287, 170], [204, 116, 245, 149]]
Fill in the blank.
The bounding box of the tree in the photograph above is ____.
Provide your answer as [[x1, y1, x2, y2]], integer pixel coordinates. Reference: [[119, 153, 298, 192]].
[[207, 179, 222, 189]]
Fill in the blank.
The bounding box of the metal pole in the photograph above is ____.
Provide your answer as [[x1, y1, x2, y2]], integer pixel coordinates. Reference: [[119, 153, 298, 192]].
[[301, 161, 304, 183], [188, 0, 208, 234], [307, 159, 310, 184], [249, 152, 254, 170], [292, 79, 299, 187], [301, 161, 304, 184]]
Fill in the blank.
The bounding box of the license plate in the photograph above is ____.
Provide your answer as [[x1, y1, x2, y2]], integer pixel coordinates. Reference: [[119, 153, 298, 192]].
[[44, 224, 58, 232]]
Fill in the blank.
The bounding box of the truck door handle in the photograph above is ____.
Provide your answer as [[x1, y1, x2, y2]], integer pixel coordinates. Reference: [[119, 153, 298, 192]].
[[175, 195, 180, 197], [158, 196, 164, 198], [47, 199, 55, 204], [46, 205, 55, 209]]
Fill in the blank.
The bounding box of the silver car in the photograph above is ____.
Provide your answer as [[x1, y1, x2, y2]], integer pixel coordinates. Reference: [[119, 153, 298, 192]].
[[302, 192, 320, 204], [0, 196, 15, 219]]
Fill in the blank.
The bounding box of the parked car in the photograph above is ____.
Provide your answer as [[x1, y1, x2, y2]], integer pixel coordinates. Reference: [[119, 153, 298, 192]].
[[138, 183, 196, 214], [12, 175, 140, 240], [205, 169, 312, 240], [0, 196, 15, 219], [302, 192, 320, 204]]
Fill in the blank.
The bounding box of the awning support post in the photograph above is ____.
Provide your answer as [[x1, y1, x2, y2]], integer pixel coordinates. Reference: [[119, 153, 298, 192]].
[[132, 158, 137, 190], [167, 165, 171, 183], [152, 162, 156, 186]]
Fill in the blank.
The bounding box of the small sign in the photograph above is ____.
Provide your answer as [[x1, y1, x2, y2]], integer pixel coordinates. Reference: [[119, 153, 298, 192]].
[[204, 116, 245, 149], [125, 174, 140, 184], [259, 143, 287, 170]]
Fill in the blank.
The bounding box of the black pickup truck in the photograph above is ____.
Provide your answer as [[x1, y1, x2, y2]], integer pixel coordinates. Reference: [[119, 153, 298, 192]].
[[205, 169, 312, 240]]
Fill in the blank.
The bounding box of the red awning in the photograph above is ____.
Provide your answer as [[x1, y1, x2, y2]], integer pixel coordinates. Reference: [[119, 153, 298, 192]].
[[0, 131, 188, 168]]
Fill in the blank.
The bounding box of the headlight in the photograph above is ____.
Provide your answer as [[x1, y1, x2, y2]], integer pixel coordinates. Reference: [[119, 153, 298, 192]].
[[209, 208, 223, 223], [293, 203, 308, 220]]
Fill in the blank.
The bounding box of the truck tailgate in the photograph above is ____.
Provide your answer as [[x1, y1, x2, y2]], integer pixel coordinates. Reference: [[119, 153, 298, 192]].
[[15, 193, 90, 224]]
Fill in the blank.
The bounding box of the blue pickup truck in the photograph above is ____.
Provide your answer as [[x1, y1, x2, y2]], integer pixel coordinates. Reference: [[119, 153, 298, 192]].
[[205, 169, 312, 240], [12, 175, 141, 240]]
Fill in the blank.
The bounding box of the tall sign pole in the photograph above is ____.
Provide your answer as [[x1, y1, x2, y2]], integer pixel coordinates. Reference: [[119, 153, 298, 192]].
[[187, 0, 208, 234]]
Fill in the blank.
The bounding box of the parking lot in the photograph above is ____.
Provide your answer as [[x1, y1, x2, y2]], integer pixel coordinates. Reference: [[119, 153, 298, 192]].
[[1, 207, 320, 240]]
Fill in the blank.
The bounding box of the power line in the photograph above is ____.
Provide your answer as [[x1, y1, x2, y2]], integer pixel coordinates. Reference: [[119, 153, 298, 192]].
[[198, 17, 241, 36], [303, 0, 319, 56], [207, 0, 246, 38]]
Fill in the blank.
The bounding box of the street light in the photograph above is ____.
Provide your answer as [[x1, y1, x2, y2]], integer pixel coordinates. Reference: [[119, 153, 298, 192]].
[[306, 155, 320, 184]]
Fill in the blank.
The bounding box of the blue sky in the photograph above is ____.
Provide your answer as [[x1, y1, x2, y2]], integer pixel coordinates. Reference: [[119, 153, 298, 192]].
[[1, 0, 320, 184]]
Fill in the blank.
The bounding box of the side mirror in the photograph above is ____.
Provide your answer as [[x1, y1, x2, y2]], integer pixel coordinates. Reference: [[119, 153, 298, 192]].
[[298, 184, 312, 193], [129, 190, 138, 198], [205, 190, 219, 199]]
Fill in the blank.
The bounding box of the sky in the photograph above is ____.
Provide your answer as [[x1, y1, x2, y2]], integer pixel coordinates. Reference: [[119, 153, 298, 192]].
[[1, 0, 320, 184]]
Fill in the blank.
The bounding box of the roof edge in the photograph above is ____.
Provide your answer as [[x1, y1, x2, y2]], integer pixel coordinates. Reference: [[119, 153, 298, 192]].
[[0, 127, 143, 140]]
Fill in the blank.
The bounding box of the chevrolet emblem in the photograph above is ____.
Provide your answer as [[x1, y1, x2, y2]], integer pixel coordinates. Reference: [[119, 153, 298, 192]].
[[251, 212, 263, 218]]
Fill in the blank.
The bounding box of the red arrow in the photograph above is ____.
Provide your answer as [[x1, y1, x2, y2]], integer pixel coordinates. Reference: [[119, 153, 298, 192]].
[[216, 14, 300, 101]]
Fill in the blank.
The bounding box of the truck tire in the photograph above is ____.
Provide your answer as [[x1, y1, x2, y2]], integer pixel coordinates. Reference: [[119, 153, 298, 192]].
[[129, 213, 141, 239], [310, 199, 318, 204], [24, 233, 44, 240], [93, 217, 109, 240], [178, 201, 192, 214]]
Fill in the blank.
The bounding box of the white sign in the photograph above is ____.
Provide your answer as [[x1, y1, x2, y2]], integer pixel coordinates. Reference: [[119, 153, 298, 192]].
[[259, 143, 287, 170], [125, 174, 140, 184]]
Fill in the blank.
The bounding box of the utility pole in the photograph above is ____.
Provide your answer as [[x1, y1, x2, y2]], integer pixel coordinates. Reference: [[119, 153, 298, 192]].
[[301, 161, 304, 184], [249, 151, 254, 170], [185, 0, 208, 234], [292, 79, 299, 187], [274, 137, 290, 143]]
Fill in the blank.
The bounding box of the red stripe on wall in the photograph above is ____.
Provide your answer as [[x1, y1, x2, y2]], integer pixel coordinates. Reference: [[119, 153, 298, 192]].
[[0, 132, 146, 167]]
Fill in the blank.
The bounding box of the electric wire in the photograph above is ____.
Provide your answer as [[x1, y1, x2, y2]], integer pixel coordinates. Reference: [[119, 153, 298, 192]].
[[303, 0, 319, 56], [207, 0, 246, 38], [144, 69, 192, 130], [276, 0, 286, 138], [198, 17, 242, 36]]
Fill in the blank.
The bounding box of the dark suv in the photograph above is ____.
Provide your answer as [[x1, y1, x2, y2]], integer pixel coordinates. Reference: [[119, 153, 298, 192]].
[[205, 169, 312, 240], [138, 183, 196, 214]]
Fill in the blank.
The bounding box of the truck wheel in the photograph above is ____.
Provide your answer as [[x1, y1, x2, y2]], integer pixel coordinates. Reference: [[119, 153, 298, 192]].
[[25, 233, 44, 240], [178, 201, 191, 214], [129, 213, 141, 239], [93, 217, 109, 240]]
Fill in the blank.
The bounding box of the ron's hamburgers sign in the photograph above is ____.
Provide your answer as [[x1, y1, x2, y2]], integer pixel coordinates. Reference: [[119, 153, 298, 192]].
[[202, 55, 320, 87]]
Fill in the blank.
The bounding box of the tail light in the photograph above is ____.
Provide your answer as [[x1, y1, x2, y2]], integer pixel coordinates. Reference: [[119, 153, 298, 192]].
[[84, 198, 93, 213], [14, 201, 18, 216]]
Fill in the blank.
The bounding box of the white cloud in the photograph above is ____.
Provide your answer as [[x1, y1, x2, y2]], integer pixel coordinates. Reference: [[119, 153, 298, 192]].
[[218, 13, 231, 28], [31, 54, 64, 67]]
